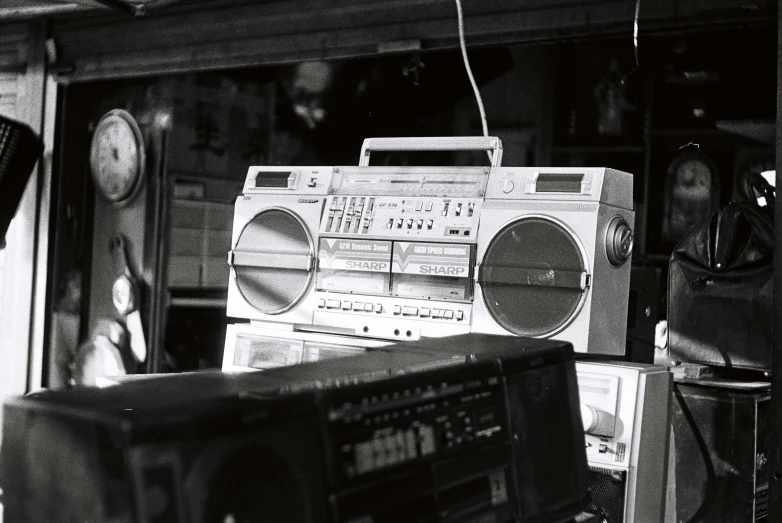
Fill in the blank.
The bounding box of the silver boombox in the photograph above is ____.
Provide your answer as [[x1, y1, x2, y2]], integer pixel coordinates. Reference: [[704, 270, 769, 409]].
[[226, 137, 634, 355]]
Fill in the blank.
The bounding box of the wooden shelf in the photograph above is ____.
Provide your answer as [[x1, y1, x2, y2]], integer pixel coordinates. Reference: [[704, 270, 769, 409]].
[[169, 296, 228, 308], [715, 120, 775, 145], [168, 288, 228, 308], [552, 145, 645, 154], [643, 253, 672, 264], [664, 71, 720, 85], [651, 128, 727, 137]]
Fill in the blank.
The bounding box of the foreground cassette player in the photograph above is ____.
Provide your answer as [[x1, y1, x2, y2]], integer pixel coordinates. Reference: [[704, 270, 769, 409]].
[[2, 334, 590, 523], [227, 136, 634, 354], [576, 361, 673, 523]]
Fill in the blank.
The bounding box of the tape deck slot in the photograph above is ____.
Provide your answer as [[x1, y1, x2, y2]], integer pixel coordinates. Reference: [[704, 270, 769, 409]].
[[316, 238, 475, 304], [317, 238, 393, 295], [391, 242, 474, 301]]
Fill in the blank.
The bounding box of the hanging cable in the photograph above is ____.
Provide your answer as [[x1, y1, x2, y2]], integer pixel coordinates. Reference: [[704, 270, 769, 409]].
[[455, 0, 489, 137], [623, 0, 642, 88], [633, 0, 641, 69]]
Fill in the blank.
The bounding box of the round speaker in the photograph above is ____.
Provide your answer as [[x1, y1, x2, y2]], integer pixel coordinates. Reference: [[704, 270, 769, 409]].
[[193, 446, 308, 523], [232, 208, 314, 315], [479, 216, 588, 337]]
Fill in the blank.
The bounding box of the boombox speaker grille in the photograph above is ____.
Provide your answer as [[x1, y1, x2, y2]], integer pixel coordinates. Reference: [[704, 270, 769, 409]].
[[0, 115, 43, 248], [233, 209, 314, 314], [199, 447, 308, 523], [586, 466, 627, 523], [480, 217, 586, 336]]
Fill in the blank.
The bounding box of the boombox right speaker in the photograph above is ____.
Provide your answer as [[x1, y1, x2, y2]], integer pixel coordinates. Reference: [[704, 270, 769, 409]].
[[473, 167, 635, 355]]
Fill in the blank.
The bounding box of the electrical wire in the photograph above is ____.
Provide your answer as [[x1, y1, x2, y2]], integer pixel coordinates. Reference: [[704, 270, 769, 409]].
[[455, 0, 489, 138], [623, 0, 642, 86], [633, 0, 641, 68]]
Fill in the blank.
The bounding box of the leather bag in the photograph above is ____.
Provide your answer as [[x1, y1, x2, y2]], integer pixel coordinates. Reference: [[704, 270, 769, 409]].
[[668, 177, 774, 371]]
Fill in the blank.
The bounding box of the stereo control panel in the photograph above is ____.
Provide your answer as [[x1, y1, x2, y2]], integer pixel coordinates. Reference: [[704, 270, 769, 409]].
[[320, 196, 482, 240], [327, 366, 507, 484]]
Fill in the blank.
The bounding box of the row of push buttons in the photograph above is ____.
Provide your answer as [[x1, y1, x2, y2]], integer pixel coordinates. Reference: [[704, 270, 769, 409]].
[[392, 305, 464, 321], [352, 425, 436, 476], [317, 299, 464, 320], [319, 299, 382, 313], [387, 218, 434, 230], [441, 202, 474, 217]]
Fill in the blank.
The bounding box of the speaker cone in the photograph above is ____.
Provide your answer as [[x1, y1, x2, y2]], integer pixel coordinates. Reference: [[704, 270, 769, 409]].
[[202, 448, 307, 523], [479, 216, 588, 337], [231, 209, 314, 314]]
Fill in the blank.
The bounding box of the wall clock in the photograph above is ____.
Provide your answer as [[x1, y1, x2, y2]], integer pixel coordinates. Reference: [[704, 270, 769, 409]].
[[662, 151, 719, 242], [89, 109, 145, 205]]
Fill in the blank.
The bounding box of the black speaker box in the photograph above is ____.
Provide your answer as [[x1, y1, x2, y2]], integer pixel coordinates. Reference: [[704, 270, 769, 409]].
[[672, 379, 770, 522], [0, 115, 43, 248], [625, 265, 660, 364]]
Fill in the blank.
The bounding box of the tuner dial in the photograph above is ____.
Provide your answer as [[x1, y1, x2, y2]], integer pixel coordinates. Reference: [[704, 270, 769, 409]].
[[606, 217, 633, 267], [580, 404, 616, 437]]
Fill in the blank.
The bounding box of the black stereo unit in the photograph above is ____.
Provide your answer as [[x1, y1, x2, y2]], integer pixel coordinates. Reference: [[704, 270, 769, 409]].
[[672, 379, 770, 522], [1, 334, 589, 523]]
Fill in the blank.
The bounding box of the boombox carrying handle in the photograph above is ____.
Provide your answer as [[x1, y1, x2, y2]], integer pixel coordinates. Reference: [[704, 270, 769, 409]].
[[358, 136, 503, 168]]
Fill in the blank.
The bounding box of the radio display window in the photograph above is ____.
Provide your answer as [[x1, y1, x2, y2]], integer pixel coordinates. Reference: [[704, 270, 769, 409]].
[[255, 171, 293, 188], [535, 173, 583, 193]]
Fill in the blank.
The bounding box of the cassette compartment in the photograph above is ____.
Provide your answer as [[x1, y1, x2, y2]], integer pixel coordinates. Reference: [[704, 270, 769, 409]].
[[317, 238, 393, 295], [391, 241, 474, 302], [317, 238, 475, 304]]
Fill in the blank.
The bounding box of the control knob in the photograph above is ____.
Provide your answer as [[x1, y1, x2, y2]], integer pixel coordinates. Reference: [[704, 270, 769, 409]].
[[580, 404, 616, 437], [605, 217, 633, 266]]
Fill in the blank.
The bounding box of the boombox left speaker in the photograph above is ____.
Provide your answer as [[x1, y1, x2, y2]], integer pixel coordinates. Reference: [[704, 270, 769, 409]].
[[471, 167, 634, 355]]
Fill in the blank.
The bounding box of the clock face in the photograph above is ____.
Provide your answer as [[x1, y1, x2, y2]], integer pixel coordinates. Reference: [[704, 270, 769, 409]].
[[90, 110, 144, 204], [663, 152, 718, 241], [673, 158, 713, 194]]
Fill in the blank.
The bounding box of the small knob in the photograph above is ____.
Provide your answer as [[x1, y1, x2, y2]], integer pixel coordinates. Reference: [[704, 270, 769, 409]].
[[606, 216, 633, 266], [501, 177, 515, 194], [580, 404, 616, 437]]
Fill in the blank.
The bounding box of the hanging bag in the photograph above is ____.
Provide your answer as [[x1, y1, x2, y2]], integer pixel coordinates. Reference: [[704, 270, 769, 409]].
[[667, 173, 774, 372]]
